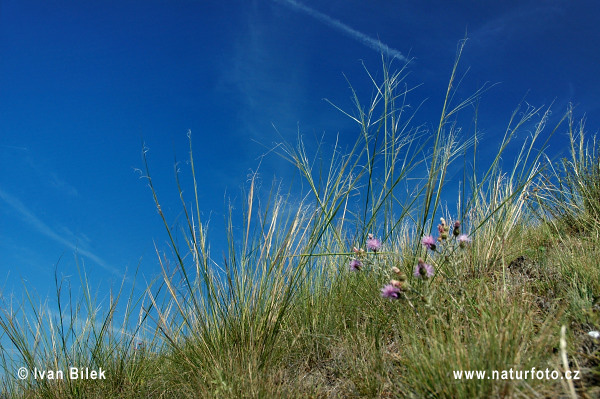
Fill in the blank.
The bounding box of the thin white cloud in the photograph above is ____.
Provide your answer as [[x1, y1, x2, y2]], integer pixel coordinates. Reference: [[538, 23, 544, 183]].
[[48, 171, 80, 198], [0, 188, 123, 279], [470, 3, 565, 47], [274, 0, 406, 61], [0, 144, 29, 151], [218, 5, 310, 144]]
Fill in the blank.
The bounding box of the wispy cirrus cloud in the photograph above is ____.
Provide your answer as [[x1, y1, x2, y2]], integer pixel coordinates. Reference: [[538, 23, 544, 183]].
[[0, 144, 29, 151], [273, 0, 406, 61], [0, 188, 122, 279], [470, 2, 565, 48]]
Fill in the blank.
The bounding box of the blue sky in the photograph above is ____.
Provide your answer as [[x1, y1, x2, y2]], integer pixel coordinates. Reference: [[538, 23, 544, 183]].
[[1, 0, 599, 300]]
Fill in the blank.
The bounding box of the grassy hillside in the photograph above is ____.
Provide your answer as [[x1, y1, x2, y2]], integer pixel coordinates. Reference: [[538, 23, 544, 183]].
[[2, 42, 599, 398]]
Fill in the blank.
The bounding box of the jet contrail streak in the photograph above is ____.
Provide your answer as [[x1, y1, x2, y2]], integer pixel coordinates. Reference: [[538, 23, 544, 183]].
[[0, 188, 124, 279], [274, 0, 406, 61]]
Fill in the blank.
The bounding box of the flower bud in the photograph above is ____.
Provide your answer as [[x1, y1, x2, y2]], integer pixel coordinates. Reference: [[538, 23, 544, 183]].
[[453, 221, 460, 236], [391, 279, 410, 291], [353, 246, 365, 257], [391, 267, 408, 281]]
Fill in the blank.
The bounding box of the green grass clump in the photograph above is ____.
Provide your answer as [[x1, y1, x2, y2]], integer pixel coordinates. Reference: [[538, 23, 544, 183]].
[[537, 111, 600, 236], [2, 40, 600, 398]]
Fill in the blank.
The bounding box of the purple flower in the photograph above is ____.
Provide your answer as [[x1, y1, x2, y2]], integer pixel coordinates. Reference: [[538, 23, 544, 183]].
[[458, 234, 471, 248], [366, 234, 382, 252], [414, 259, 434, 279], [421, 235, 436, 251], [349, 259, 363, 271], [457, 234, 470, 243], [380, 284, 401, 299]]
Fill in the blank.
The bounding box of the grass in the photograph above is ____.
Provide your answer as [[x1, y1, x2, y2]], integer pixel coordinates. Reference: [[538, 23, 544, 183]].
[[2, 40, 600, 398]]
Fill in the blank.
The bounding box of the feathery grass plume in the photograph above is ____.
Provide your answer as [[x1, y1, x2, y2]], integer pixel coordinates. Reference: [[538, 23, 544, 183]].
[[535, 106, 600, 235], [0, 259, 157, 398], [142, 130, 326, 394]]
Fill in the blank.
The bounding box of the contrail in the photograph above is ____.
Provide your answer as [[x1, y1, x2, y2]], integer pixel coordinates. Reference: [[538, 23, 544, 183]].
[[274, 0, 406, 61], [0, 188, 124, 279], [0, 144, 29, 151]]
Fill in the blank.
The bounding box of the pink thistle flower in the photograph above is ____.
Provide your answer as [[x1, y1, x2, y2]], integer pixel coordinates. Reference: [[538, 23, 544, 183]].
[[366, 234, 382, 252], [421, 235, 436, 251], [381, 284, 401, 299], [349, 259, 362, 271], [458, 234, 471, 248], [414, 259, 434, 279]]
